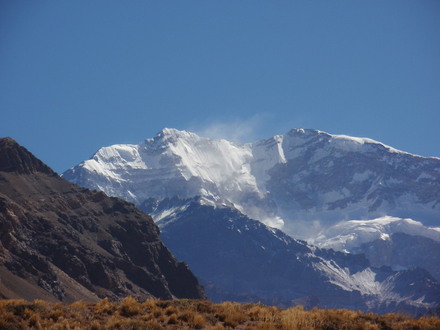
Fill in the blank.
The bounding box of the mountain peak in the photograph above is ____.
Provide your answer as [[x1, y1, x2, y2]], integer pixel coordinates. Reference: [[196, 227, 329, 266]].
[[0, 137, 55, 175], [147, 128, 202, 146], [284, 128, 411, 155], [287, 128, 323, 136], [160, 127, 185, 135], [157, 128, 196, 138]]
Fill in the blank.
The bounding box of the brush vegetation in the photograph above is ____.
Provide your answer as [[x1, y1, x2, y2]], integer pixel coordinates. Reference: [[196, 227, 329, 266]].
[[0, 297, 439, 329]]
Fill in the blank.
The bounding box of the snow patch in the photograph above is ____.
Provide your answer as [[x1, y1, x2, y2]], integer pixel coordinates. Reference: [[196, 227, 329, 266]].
[[314, 259, 382, 295], [313, 216, 440, 251]]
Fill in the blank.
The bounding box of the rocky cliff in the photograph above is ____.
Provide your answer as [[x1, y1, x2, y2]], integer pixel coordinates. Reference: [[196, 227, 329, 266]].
[[0, 137, 204, 302]]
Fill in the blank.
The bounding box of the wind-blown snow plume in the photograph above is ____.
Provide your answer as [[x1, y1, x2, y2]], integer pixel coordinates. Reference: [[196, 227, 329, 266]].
[[190, 114, 268, 143]]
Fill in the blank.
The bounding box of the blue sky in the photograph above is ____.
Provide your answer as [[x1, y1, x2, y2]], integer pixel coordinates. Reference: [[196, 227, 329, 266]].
[[1, 1, 439, 173]]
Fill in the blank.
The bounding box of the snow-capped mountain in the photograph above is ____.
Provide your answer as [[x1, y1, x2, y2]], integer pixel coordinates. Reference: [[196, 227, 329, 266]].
[[62, 128, 440, 313], [63, 128, 440, 240], [313, 217, 440, 281], [141, 196, 440, 314]]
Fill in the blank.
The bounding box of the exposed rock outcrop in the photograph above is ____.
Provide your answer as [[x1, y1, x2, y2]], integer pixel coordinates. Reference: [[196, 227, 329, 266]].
[[0, 137, 204, 302]]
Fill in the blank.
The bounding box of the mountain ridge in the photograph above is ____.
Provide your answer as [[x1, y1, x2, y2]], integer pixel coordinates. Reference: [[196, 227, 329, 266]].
[[63, 128, 440, 239], [0, 137, 204, 302], [0, 137, 55, 175]]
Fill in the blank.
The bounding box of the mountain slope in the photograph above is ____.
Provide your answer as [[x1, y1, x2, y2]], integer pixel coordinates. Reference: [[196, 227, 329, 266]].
[[356, 232, 440, 281], [312, 217, 440, 281], [0, 137, 204, 302], [63, 128, 440, 239], [142, 197, 440, 314], [313, 216, 440, 251]]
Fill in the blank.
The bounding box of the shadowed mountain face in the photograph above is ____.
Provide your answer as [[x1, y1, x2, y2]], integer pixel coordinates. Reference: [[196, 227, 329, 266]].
[[0, 138, 204, 302], [142, 196, 440, 315]]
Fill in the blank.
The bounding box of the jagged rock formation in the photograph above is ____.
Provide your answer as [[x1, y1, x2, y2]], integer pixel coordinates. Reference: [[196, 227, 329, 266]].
[[0, 137, 204, 302]]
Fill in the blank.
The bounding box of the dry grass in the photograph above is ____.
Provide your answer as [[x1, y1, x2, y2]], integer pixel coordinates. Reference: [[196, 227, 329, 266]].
[[0, 298, 438, 329]]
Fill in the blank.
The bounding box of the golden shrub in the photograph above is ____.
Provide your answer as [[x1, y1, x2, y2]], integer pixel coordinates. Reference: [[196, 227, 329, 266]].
[[165, 305, 177, 316], [94, 297, 115, 315], [0, 297, 438, 329], [119, 296, 141, 317]]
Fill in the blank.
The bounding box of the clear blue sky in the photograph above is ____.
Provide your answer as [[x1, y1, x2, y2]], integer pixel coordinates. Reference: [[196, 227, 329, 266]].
[[1, 1, 439, 173]]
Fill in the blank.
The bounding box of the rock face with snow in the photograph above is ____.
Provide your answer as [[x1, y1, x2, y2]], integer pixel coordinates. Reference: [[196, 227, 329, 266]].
[[311, 216, 440, 281], [141, 196, 440, 314], [63, 128, 440, 238], [312, 217, 440, 281], [355, 232, 440, 281], [312, 216, 440, 251]]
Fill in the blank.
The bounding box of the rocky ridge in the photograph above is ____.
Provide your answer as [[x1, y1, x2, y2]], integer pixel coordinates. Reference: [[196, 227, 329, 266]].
[[0, 137, 204, 302]]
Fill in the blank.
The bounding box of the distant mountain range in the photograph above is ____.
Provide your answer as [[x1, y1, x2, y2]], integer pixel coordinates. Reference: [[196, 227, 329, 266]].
[[63, 128, 440, 314], [63, 128, 440, 238], [0, 137, 204, 302]]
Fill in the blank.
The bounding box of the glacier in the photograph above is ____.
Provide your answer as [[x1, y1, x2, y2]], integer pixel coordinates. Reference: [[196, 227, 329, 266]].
[[63, 127, 440, 240], [312, 216, 440, 251]]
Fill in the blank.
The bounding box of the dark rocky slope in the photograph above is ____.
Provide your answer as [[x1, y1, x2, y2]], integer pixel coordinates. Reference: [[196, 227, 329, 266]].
[[143, 196, 440, 315], [0, 137, 204, 302]]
